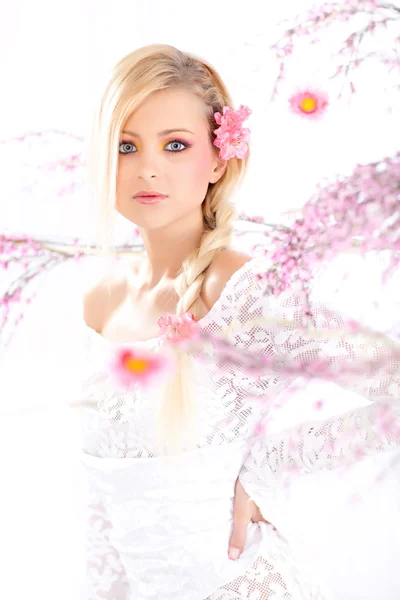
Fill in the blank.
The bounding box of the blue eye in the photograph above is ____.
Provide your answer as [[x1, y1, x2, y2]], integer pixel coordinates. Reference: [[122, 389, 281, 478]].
[[119, 141, 137, 155], [165, 140, 189, 152], [118, 138, 191, 155]]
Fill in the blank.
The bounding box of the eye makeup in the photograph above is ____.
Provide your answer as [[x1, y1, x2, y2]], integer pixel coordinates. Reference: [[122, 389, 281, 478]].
[[162, 138, 193, 152], [119, 138, 193, 155]]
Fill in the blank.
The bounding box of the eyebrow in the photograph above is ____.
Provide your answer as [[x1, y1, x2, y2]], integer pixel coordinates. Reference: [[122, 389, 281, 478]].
[[121, 128, 195, 138]]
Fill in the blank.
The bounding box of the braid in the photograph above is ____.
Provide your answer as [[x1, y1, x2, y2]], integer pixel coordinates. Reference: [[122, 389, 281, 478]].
[[154, 198, 237, 458], [175, 202, 237, 317]]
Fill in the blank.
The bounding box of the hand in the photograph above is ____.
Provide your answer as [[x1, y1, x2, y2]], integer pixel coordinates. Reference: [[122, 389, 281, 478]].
[[228, 477, 275, 561]]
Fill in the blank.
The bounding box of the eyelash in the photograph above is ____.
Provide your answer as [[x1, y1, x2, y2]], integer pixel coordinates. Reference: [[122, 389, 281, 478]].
[[119, 138, 192, 155]]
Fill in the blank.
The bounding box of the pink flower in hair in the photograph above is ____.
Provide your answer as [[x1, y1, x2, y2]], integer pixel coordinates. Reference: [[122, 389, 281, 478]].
[[289, 87, 329, 120], [213, 104, 252, 160], [158, 312, 199, 343]]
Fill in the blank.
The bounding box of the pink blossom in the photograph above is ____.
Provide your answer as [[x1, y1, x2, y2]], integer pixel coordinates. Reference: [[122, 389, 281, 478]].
[[261, 151, 400, 299], [213, 105, 252, 160], [269, 1, 398, 102], [289, 87, 329, 120], [313, 399, 324, 411], [254, 421, 267, 435], [157, 312, 200, 344], [108, 347, 173, 389]]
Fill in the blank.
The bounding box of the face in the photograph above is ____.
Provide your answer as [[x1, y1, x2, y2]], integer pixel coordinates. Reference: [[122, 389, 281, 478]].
[[116, 87, 226, 231]]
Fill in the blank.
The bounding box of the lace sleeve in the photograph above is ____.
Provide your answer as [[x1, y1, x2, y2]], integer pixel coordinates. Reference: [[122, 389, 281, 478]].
[[211, 257, 400, 401], [239, 397, 400, 494], [207, 257, 400, 497]]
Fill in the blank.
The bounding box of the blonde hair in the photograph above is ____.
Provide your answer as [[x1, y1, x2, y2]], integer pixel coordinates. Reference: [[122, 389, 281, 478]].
[[86, 44, 250, 455]]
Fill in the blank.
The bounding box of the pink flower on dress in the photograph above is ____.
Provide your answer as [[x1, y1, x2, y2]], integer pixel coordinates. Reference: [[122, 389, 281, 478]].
[[108, 347, 172, 389], [289, 87, 329, 120], [157, 312, 199, 343], [213, 105, 252, 160]]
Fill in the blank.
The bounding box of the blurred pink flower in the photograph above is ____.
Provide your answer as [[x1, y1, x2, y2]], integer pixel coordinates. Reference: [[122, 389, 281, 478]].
[[158, 312, 199, 344], [289, 87, 329, 120], [313, 399, 324, 411], [108, 347, 172, 389]]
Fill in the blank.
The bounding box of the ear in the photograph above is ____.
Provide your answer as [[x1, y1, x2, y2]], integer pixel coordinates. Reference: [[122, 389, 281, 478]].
[[209, 155, 227, 184]]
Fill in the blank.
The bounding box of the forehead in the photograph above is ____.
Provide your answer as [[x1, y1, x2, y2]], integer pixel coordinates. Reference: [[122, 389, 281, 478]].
[[123, 88, 209, 133]]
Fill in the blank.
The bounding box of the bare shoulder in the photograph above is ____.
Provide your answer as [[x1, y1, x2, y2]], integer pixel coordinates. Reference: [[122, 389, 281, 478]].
[[201, 248, 253, 311], [83, 258, 141, 332]]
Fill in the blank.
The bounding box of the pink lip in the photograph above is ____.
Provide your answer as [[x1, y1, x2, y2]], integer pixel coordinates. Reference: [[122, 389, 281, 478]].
[[134, 195, 167, 204]]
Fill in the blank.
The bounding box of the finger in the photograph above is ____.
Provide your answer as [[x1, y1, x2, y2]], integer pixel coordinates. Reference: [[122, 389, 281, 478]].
[[228, 518, 249, 560], [229, 478, 252, 560]]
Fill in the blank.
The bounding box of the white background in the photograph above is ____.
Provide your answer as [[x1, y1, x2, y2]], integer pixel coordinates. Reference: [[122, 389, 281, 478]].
[[0, 1, 399, 598]]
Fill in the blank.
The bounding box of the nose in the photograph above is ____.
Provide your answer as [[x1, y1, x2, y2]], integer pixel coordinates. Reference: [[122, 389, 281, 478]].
[[135, 148, 160, 181]]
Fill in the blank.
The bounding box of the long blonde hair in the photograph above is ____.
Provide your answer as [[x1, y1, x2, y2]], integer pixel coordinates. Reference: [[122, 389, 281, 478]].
[[86, 44, 250, 455]]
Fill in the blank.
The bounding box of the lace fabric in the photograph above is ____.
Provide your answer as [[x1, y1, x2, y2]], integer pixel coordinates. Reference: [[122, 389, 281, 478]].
[[82, 488, 131, 600], [81, 442, 327, 600], [204, 549, 327, 600], [84, 490, 325, 600], [76, 256, 400, 599]]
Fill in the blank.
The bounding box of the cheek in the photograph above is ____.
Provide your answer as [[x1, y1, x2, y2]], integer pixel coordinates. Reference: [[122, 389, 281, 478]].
[[116, 162, 132, 211], [183, 151, 212, 187], [117, 160, 130, 182]]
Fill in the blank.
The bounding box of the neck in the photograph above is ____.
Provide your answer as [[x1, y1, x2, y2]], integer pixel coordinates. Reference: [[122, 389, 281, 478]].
[[139, 210, 205, 287]]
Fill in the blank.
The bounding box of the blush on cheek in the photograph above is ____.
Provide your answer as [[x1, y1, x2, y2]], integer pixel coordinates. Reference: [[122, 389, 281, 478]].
[[191, 153, 213, 183]]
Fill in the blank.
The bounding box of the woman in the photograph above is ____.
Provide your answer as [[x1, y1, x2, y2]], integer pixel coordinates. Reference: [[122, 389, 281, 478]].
[[78, 44, 400, 599]]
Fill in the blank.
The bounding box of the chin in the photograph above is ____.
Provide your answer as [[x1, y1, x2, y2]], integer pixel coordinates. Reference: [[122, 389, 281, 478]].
[[117, 208, 173, 231]]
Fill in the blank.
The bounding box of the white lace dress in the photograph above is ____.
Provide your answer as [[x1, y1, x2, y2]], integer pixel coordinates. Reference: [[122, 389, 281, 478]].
[[75, 256, 400, 600]]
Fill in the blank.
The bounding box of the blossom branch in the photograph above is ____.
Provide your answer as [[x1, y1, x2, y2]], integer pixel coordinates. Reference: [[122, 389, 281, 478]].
[[270, 0, 400, 100]]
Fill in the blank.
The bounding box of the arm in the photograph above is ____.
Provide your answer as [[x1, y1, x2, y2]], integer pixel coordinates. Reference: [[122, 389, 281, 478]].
[[210, 258, 400, 489], [239, 397, 400, 489]]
